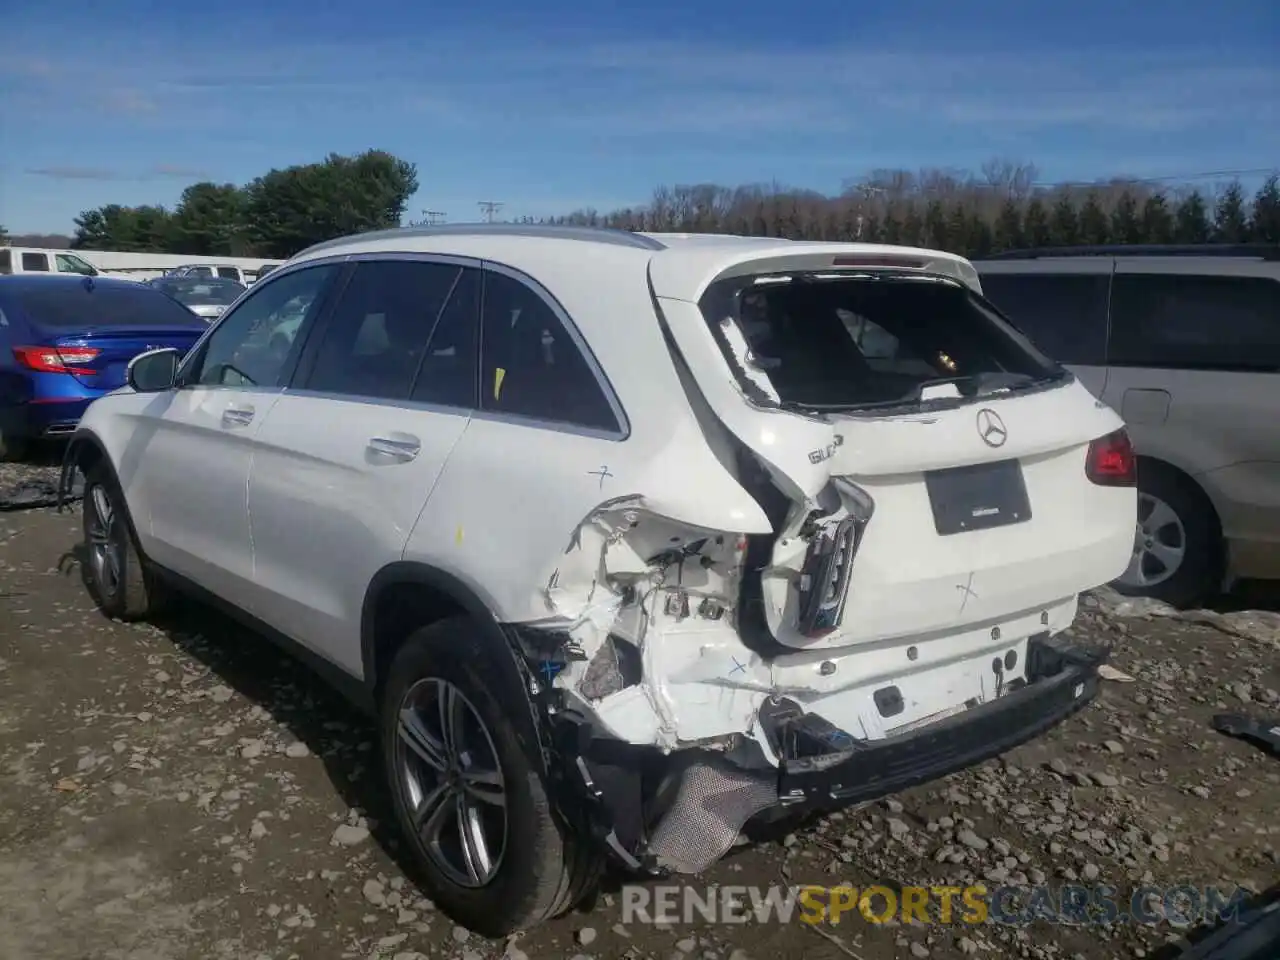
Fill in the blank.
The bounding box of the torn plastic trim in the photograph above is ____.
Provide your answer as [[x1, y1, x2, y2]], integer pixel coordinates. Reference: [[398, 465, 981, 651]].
[[538, 495, 759, 745], [503, 620, 678, 874]]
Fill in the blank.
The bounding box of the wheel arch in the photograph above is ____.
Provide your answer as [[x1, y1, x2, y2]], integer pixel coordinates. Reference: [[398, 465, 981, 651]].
[[1136, 454, 1224, 535], [361, 561, 552, 777], [361, 563, 529, 697], [62, 428, 107, 481]]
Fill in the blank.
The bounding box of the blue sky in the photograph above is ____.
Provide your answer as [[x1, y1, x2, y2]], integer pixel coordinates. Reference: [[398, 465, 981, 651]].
[[2, 0, 1277, 234]]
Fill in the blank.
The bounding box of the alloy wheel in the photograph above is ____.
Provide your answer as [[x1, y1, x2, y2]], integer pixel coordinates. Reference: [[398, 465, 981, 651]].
[[1118, 492, 1187, 589], [85, 484, 123, 599], [395, 677, 508, 888]]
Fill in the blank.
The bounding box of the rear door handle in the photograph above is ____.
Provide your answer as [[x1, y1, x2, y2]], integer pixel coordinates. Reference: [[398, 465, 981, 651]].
[[222, 405, 255, 428], [367, 435, 421, 462]]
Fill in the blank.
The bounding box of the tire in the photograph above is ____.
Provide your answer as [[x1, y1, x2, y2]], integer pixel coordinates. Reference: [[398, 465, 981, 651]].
[[380, 616, 602, 937], [1112, 462, 1220, 609], [81, 462, 167, 621]]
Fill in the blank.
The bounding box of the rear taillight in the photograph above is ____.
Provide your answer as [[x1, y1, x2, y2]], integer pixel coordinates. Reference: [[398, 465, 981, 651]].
[[797, 516, 861, 638], [831, 255, 926, 269], [1085, 428, 1137, 486], [12, 346, 102, 374]]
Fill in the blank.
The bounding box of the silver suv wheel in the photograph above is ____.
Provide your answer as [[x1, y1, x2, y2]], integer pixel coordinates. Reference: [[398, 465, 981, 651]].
[[395, 677, 508, 888]]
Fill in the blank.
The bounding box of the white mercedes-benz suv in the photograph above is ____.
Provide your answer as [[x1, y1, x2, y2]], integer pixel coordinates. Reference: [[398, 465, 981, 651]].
[[60, 224, 1136, 936]]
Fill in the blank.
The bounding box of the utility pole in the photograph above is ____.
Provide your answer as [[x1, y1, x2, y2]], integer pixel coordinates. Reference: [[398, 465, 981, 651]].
[[421, 210, 446, 225], [477, 200, 504, 223], [853, 185, 887, 240]]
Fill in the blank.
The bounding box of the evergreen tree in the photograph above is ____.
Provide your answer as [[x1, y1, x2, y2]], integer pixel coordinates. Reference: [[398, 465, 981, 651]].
[[900, 204, 925, 246], [1213, 181, 1250, 242], [1023, 197, 1052, 247], [1249, 175, 1280, 243], [1173, 191, 1212, 243], [992, 199, 1024, 251], [1140, 193, 1174, 244], [1078, 192, 1110, 244], [1110, 190, 1143, 244], [923, 199, 949, 250], [946, 203, 972, 256], [880, 205, 903, 244], [1049, 194, 1080, 246]]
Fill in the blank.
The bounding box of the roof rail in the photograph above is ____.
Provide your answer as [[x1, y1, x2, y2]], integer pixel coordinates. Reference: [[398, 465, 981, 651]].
[[978, 244, 1280, 261], [295, 222, 667, 258]]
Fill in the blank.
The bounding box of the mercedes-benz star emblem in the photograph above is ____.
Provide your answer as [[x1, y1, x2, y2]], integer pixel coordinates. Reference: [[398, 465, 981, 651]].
[[975, 408, 1008, 448]]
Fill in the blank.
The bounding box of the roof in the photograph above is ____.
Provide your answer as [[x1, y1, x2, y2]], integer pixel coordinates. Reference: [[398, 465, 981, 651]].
[[0, 274, 150, 294], [286, 224, 980, 302]]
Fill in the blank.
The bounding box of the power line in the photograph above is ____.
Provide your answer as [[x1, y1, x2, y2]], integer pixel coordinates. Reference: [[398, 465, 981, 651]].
[[478, 200, 504, 222], [421, 210, 446, 225], [847, 166, 1276, 195], [1030, 167, 1277, 189]]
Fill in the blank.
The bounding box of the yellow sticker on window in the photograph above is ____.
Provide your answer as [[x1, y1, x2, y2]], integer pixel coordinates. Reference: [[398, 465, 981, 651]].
[[493, 367, 506, 400]]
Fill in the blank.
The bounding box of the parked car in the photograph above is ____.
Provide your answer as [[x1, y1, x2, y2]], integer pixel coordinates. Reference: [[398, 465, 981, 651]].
[[148, 276, 247, 321], [63, 224, 1136, 936], [974, 244, 1280, 607], [162, 263, 267, 286], [0, 275, 209, 460]]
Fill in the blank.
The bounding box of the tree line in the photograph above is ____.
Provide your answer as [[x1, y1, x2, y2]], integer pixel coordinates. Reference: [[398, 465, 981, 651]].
[[548, 161, 1280, 256], [3, 157, 1277, 259], [30, 150, 418, 259]]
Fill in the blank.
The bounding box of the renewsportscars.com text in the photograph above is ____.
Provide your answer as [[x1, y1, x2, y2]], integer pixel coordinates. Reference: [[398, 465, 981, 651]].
[[621, 883, 1248, 928]]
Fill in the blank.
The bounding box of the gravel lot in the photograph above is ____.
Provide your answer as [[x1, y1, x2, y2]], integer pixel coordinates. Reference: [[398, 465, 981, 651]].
[[2, 461, 1278, 960]]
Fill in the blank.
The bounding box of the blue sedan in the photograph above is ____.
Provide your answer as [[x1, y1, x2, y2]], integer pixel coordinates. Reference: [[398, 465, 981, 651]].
[[0, 275, 209, 460]]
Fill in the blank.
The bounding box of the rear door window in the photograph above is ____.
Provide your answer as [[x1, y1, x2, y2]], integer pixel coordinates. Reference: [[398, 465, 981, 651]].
[[977, 273, 1110, 366], [478, 269, 621, 433], [701, 273, 1063, 411], [21, 252, 49, 272], [216, 267, 241, 280], [1109, 274, 1280, 371]]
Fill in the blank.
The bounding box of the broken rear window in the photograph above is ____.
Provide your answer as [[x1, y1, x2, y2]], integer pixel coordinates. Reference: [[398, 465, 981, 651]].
[[699, 273, 1064, 412]]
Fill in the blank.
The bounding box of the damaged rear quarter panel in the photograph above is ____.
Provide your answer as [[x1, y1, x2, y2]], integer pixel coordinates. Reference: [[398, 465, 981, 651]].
[[403, 412, 777, 750], [399, 267, 780, 751]]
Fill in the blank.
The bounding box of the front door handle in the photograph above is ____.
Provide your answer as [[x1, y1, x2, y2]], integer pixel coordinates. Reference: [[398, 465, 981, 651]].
[[222, 405, 255, 428], [367, 435, 421, 462]]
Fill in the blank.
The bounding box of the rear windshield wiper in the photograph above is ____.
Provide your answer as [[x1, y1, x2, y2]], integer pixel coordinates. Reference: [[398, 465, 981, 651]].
[[776, 372, 1049, 416], [917, 371, 1043, 397]]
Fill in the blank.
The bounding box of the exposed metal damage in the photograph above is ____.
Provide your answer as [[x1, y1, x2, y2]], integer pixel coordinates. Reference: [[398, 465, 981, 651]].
[[501, 486, 1111, 878]]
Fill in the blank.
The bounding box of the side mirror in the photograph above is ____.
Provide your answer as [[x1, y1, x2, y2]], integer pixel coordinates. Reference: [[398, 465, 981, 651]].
[[127, 348, 181, 393]]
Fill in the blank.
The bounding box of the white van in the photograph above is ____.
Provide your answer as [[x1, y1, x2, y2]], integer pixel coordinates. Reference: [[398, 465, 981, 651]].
[[0, 247, 120, 278]]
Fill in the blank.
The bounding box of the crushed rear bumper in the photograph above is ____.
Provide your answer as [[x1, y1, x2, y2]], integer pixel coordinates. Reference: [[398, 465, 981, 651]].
[[769, 632, 1106, 810]]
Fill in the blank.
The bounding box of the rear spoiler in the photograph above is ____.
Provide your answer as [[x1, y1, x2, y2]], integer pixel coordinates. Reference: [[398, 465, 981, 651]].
[[650, 244, 985, 304]]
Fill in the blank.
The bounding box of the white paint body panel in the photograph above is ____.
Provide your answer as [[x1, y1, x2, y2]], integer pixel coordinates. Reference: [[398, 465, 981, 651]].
[[245, 395, 471, 677], [76, 227, 1135, 766]]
